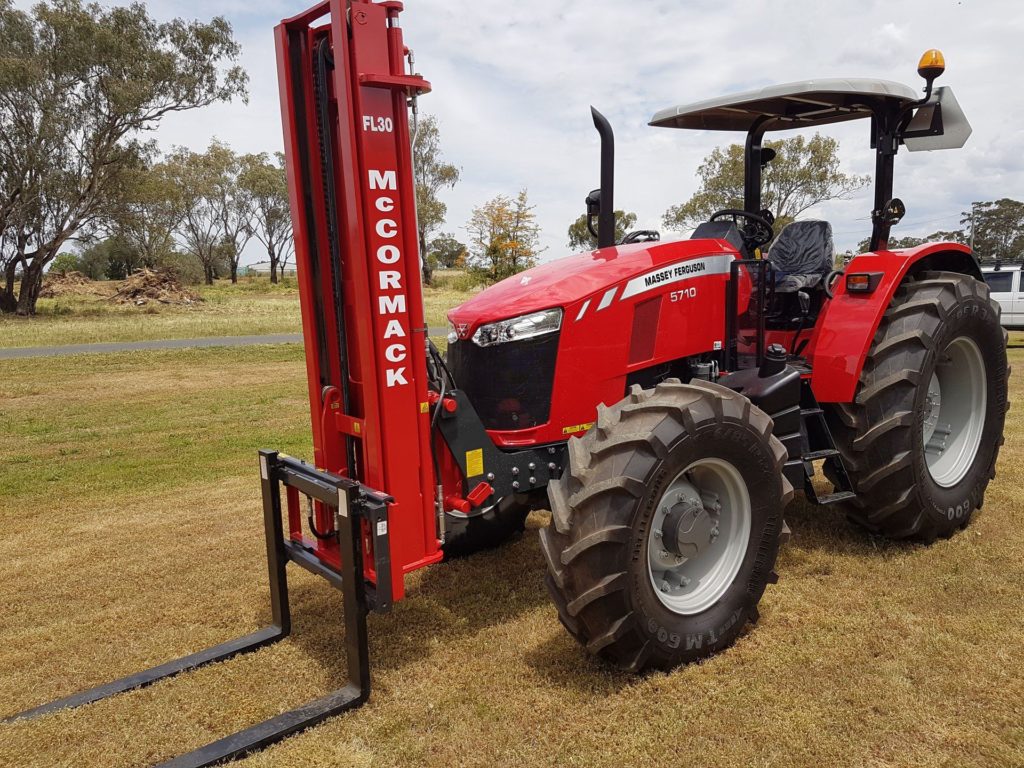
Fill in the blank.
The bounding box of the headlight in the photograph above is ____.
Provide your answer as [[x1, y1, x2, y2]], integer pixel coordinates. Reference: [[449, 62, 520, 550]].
[[472, 308, 562, 348], [447, 321, 458, 345]]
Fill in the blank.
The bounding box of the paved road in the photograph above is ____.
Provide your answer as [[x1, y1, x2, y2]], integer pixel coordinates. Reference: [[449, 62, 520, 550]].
[[1, 328, 448, 360]]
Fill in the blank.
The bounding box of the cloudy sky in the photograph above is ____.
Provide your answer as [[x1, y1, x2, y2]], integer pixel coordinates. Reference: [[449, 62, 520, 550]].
[[20, 0, 1024, 260]]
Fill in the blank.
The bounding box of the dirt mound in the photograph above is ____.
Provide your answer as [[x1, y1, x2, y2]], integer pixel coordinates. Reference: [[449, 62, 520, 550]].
[[109, 268, 201, 306], [39, 271, 108, 298]]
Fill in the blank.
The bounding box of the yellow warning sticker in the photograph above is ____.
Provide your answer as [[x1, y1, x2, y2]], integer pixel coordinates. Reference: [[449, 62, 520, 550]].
[[420, 401, 429, 413], [465, 448, 484, 477], [562, 422, 594, 435]]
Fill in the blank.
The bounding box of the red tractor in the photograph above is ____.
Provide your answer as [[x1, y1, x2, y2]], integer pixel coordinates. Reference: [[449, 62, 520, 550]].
[[7, 3, 1007, 766]]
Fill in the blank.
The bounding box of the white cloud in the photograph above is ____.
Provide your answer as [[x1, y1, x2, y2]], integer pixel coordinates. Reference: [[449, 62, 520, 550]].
[[14, 0, 1024, 258]]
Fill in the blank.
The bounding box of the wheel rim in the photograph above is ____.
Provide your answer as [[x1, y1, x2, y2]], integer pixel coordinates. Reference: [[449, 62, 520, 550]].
[[647, 458, 751, 615], [922, 335, 987, 488]]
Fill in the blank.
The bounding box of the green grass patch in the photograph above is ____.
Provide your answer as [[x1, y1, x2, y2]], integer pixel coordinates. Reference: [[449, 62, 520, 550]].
[[0, 277, 475, 348], [0, 345, 312, 505]]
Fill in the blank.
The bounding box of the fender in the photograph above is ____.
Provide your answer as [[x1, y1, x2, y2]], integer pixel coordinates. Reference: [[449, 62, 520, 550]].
[[809, 242, 979, 402]]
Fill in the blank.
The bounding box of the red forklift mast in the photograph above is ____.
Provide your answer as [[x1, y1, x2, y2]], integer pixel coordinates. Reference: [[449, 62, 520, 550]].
[[276, 0, 440, 602], [2, 3, 425, 765]]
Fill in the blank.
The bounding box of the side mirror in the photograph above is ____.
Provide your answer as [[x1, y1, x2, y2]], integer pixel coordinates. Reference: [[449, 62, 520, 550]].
[[585, 189, 602, 240], [878, 198, 906, 226]]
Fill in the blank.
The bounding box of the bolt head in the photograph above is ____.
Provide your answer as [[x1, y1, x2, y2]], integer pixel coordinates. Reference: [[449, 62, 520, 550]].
[[660, 581, 671, 592], [512, 481, 520, 490], [679, 576, 691, 587], [528, 462, 536, 470], [528, 476, 536, 484]]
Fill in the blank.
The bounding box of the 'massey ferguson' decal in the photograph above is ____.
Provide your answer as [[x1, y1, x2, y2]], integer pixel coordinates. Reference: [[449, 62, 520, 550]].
[[619, 255, 734, 300]]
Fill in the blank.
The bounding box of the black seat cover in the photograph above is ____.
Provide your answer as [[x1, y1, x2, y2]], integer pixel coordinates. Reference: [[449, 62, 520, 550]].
[[767, 220, 834, 292]]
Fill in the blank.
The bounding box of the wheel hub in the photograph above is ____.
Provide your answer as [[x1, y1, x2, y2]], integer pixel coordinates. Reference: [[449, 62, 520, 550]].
[[922, 337, 986, 488], [660, 492, 718, 559], [648, 459, 751, 615]]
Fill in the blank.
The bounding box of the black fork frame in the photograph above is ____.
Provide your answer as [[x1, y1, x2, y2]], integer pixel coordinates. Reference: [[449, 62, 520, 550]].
[[3, 450, 392, 768]]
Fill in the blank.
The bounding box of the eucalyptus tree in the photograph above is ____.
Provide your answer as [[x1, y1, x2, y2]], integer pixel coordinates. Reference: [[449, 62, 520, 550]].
[[0, 0, 246, 313]]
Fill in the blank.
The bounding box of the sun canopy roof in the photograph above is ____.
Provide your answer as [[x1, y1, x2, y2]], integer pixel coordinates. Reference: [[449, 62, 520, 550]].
[[650, 78, 920, 132]]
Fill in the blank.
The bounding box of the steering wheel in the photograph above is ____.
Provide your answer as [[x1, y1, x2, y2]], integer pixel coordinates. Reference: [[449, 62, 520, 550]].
[[709, 209, 776, 249]]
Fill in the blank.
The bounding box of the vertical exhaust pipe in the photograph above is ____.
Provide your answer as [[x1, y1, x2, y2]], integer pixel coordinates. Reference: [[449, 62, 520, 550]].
[[591, 107, 615, 248]]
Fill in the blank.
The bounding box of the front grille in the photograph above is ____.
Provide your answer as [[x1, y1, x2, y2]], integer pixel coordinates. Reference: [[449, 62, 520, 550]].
[[447, 332, 560, 430]]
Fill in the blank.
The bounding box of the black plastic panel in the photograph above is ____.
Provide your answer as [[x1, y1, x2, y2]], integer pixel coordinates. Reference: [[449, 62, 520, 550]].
[[447, 332, 560, 431]]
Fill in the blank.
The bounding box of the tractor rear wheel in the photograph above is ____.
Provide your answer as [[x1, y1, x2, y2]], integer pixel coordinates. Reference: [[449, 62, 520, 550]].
[[539, 379, 793, 672], [826, 271, 1008, 542]]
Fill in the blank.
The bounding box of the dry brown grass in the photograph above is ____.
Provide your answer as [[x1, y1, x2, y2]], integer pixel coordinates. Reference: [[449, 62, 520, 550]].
[[0, 344, 1022, 767]]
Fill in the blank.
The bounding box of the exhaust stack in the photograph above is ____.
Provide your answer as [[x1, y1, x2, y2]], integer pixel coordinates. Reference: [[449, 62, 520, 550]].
[[591, 107, 615, 249]]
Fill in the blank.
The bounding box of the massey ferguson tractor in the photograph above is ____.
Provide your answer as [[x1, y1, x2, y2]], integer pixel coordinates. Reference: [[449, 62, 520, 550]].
[[5, 2, 1007, 765]]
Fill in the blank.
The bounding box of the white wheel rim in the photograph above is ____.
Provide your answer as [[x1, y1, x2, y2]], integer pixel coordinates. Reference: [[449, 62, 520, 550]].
[[647, 458, 751, 615], [923, 335, 986, 488]]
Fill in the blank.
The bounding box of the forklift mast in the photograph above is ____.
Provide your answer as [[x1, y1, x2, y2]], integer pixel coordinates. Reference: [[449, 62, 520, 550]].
[[276, 0, 440, 602]]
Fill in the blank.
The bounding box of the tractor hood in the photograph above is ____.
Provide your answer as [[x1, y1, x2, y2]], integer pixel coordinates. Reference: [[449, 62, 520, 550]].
[[447, 238, 739, 336]]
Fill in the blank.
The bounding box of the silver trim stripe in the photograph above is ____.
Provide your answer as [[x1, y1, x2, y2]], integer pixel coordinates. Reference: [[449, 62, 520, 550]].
[[597, 286, 618, 311]]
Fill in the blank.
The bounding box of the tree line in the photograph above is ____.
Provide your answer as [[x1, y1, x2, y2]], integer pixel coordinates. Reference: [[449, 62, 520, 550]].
[[0, 0, 247, 314], [850, 199, 1024, 262], [52, 144, 293, 286], [6, 1, 1013, 316], [413, 115, 545, 285]]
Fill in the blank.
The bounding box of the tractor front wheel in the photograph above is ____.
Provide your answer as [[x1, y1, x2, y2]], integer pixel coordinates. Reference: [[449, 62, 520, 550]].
[[539, 379, 793, 672], [827, 271, 1009, 541]]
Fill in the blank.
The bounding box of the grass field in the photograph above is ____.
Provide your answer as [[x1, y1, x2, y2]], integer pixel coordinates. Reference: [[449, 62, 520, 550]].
[[0, 274, 472, 348], [0, 336, 1022, 766]]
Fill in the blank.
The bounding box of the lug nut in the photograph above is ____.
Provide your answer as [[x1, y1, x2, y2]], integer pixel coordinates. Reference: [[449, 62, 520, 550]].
[[511, 467, 519, 476], [547, 462, 557, 471], [528, 462, 536, 470], [529, 476, 536, 484], [512, 481, 520, 490]]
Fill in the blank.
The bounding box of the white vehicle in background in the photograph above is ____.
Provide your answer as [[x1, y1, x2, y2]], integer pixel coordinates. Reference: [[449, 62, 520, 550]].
[[981, 265, 1024, 330]]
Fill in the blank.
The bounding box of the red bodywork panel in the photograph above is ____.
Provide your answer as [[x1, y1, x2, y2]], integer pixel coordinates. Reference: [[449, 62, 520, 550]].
[[449, 239, 745, 446], [807, 242, 973, 402], [276, 0, 441, 604]]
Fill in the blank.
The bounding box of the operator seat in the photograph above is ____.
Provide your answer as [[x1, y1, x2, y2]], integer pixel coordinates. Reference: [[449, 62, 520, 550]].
[[766, 220, 835, 293]]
